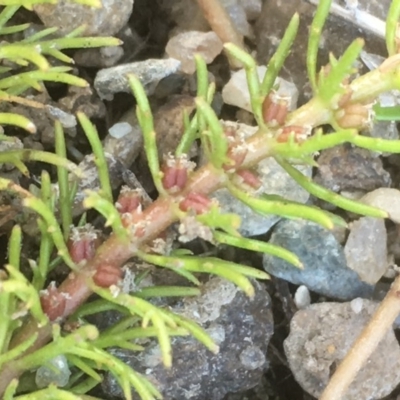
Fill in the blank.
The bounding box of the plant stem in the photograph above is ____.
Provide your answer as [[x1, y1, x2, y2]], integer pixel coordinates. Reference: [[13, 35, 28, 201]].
[[320, 275, 400, 400]]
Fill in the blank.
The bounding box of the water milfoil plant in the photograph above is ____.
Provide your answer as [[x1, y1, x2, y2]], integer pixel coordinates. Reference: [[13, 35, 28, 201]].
[[1, 0, 400, 399]]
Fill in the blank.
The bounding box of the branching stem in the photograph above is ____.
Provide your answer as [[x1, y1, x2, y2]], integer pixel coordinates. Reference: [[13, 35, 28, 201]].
[[2, 49, 400, 397]]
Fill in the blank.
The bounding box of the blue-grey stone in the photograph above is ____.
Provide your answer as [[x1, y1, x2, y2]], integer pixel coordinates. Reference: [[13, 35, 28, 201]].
[[263, 219, 374, 300]]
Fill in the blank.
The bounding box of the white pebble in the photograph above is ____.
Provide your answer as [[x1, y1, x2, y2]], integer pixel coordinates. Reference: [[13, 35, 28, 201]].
[[294, 285, 311, 309], [350, 297, 364, 314], [108, 122, 133, 139], [360, 188, 400, 223]]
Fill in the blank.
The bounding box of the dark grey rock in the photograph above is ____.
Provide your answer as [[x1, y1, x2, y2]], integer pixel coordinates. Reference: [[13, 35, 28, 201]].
[[314, 144, 391, 193], [263, 219, 374, 300], [102, 277, 274, 400], [284, 299, 400, 400]]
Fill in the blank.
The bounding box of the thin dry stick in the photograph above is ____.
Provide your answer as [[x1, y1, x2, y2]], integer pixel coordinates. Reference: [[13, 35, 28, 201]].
[[320, 275, 400, 400], [196, 0, 244, 68]]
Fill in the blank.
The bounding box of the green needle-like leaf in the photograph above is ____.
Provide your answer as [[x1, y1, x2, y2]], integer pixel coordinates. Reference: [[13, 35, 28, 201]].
[[55, 121, 72, 240], [261, 13, 299, 97], [319, 38, 364, 104], [276, 157, 388, 218], [196, 97, 229, 169], [307, 0, 332, 92], [386, 0, 400, 56], [0, 112, 35, 133], [22, 196, 75, 270], [214, 230, 302, 268], [128, 74, 164, 195], [77, 112, 113, 203], [227, 181, 338, 230]]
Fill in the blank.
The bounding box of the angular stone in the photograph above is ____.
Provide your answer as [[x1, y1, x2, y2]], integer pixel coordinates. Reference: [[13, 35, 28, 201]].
[[166, 31, 223, 74], [344, 217, 387, 284], [263, 219, 374, 300], [94, 58, 181, 100], [314, 144, 391, 193], [284, 299, 400, 400]]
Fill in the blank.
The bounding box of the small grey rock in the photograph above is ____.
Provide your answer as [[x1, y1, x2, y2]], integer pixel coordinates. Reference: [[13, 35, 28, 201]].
[[344, 217, 387, 284], [102, 277, 273, 400], [263, 219, 374, 300], [284, 299, 400, 400], [34, 0, 133, 36], [94, 58, 181, 100]]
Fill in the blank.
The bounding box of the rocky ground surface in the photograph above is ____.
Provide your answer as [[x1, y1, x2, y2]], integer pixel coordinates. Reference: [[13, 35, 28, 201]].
[[3, 0, 400, 399]]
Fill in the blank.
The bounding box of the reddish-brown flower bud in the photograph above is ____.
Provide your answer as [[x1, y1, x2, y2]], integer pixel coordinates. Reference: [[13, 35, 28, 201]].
[[67, 224, 101, 265], [235, 169, 262, 189], [223, 127, 248, 171], [179, 192, 212, 214], [116, 186, 143, 214], [40, 282, 67, 322], [262, 92, 289, 127], [162, 153, 195, 193], [93, 264, 122, 288]]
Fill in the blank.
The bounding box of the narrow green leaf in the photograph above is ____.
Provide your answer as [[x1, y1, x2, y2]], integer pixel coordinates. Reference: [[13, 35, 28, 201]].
[[386, 0, 400, 56], [0, 23, 30, 35], [307, 0, 332, 92], [77, 113, 113, 203], [319, 38, 364, 103], [0, 6, 19, 31], [227, 181, 336, 229], [22, 196, 76, 270], [214, 230, 302, 268], [55, 121, 72, 240], [0, 112, 35, 133], [195, 97, 228, 169], [0, 333, 38, 368], [0, 44, 49, 70], [276, 157, 388, 218], [0, 149, 81, 176], [128, 75, 164, 195], [271, 129, 358, 158], [261, 13, 299, 96]]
